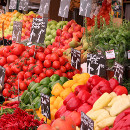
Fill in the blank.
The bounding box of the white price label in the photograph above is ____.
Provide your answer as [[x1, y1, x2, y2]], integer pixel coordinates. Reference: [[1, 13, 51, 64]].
[[105, 50, 115, 59]]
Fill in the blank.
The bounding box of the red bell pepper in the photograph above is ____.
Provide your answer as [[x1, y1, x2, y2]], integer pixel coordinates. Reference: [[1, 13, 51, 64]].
[[113, 85, 128, 95], [77, 103, 92, 114], [63, 92, 76, 105], [60, 110, 72, 118], [67, 111, 81, 126], [66, 96, 81, 111], [77, 90, 91, 103], [109, 78, 119, 90]]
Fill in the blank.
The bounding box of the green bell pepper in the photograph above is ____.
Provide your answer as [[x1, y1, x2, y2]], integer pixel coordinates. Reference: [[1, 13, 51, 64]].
[[36, 87, 43, 94], [28, 81, 36, 91], [30, 83, 40, 92], [31, 91, 37, 100], [33, 97, 41, 109], [50, 74, 60, 82], [40, 77, 51, 85], [39, 87, 51, 96], [23, 92, 31, 105], [21, 90, 28, 101], [60, 77, 68, 84]]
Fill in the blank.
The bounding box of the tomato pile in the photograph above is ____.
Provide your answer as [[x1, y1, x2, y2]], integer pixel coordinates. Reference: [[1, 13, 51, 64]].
[[0, 43, 81, 98]]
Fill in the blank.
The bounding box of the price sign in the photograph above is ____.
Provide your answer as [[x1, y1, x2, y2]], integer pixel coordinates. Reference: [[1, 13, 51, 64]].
[[38, 0, 51, 17], [30, 18, 48, 43], [87, 54, 106, 77], [12, 21, 22, 43], [41, 93, 51, 120], [58, 0, 71, 18], [79, 0, 92, 17], [128, 50, 130, 59], [81, 112, 94, 130], [9, 0, 17, 9], [71, 48, 81, 70], [114, 62, 124, 84], [0, 66, 5, 88], [105, 50, 115, 59], [19, 0, 29, 11]]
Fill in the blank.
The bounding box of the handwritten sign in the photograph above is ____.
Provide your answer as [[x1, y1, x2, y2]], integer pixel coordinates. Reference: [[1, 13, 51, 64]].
[[114, 62, 124, 84], [30, 18, 48, 43], [79, 0, 92, 17], [12, 21, 22, 43], [87, 54, 106, 77], [9, 0, 17, 9], [41, 93, 51, 120], [81, 112, 94, 130], [105, 50, 115, 59], [71, 48, 81, 70], [38, 0, 51, 17], [0, 66, 5, 88], [58, 0, 71, 18], [19, 0, 29, 11]]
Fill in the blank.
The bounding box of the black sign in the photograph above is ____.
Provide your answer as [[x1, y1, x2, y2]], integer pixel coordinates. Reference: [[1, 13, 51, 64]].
[[79, 0, 92, 17], [38, 0, 51, 17], [114, 62, 124, 84], [30, 18, 48, 43], [58, 0, 71, 18], [9, 0, 17, 9], [81, 112, 94, 130], [19, 0, 29, 11], [71, 48, 81, 70], [87, 54, 106, 77], [0, 66, 5, 88], [12, 21, 22, 43], [41, 93, 51, 120]]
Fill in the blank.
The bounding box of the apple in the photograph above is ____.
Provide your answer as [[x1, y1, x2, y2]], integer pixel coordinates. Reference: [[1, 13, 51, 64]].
[[68, 27, 73, 34], [52, 32, 56, 37], [51, 39, 55, 43], [45, 41, 51, 46], [62, 25, 69, 31], [50, 24, 56, 29], [65, 32, 73, 39], [11, 17, 16, 21], [56, 29, 62, 36], [23, 15, 28, 21], [51, 29, 56, 35], [55, 36, 60, 42], [75, 31, 83, 38], [46, 35, 53, 41], [46, 28, 51, 35], [74, 24, 81, 32], [72, 36, 79, 42]]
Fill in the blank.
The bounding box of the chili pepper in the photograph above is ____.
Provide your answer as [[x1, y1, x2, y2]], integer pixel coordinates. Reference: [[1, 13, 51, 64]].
[[66, 96, 81, 111], [77, 90, 91, 103], [113, 85, 128, 95], [63, 92, 76, 105], [50, 74, 60, 82], [109, 78, 119, 90]]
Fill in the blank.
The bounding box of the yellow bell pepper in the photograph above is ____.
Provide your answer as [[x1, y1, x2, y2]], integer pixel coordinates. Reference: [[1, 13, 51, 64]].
[[73, 74, 81, 81], [50, 104, 56, 111], [50, 96, 56, 104], [58, 100, 63, 109], [53, 96, 63, 109], [71, 82, 85, 92], [51, 83, 64, 97], [60, 88, 72, 99], [51, 109, 57, 120], [63, 80, 76, 89]]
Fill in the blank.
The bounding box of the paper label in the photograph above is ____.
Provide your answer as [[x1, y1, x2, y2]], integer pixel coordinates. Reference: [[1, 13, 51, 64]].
[[105, 50, 115, 59]]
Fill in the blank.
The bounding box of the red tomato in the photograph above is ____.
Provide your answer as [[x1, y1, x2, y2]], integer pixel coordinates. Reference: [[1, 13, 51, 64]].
[[35, 77, 42, 83], [28, 49, 35, 56], [113, 85, 128, 95], [11, 64, 21, 74], [36, 46, 44, 52], [59, 57, 66, 66], [28, 64, 35, 73], [34, 66, 43, 75], [43, 68, 46, 73], [65, 63, 72, 70], [31, 45, 35, 50], [44, 48, 52, 55], [60, 66, 66, 73], [0, 57, 6, 66], [3, 89, 11, 98], [74, 69, 81, 75], [39, 73, 46, 79], [19, 57, 27, 66], [4, 83, 11, 89], [22, 65, 28, 72], [32, 74, 38, 80], [57, 50, 63, 57], [7, 55, 18, 63], [45, 54, 51, 60], [51, 53, 59, 62], [44, 60, 52, 68], [26, 79, 34, 86], [5, 66, 12, 77], [15, 79, 23, 86], [0, 48, 3, 56], [3, 64, 9, 68], [4, 75, 7, 82], [21, 51, 30, 58], [20, 81, 27, 91], [27, 57, 35, 65], [46, 69, 54, 77], [24, 72, 32, 79], [62, 73, 67, 77], [37, 52, 45, 62], [18, 71, 25, 80], [3, 46, 12, 57], [36, 60, 43, 68], [11, 94, 17, 98], [52, 61, 61, 69], [11, 44, 23, 56], [67, 72, 73, 79], [54, 70, 62, 76]]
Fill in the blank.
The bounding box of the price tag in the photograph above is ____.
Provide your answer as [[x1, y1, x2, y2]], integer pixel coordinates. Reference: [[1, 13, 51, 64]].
[[71, 48, 81, 70], [41, 93, 51, 120], [30, 18, 48, 43], [128, 50, 130, 59], [19, 0, 29, 11], [81, 112, 94, 130], [38, 0, 51, 17], [87, 54, 106, 77], [58, 0, 71, 18], [12, 21, 22, 43], [79, 0, 92, 17], [114, 62, 124, 84], [0, 66, 5, 88], [9, 0, 17, 9], [105, 50, 115, 59]]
